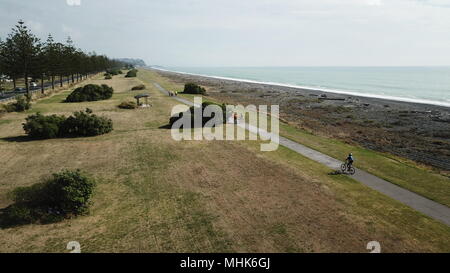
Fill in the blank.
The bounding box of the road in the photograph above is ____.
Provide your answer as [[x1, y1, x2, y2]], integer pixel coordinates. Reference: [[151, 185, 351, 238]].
[[153, 81, 450, 227], [0, 78, 73, 102]]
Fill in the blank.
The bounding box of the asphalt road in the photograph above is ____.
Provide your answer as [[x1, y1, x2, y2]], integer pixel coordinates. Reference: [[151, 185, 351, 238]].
[[0, 78, 72, 102]]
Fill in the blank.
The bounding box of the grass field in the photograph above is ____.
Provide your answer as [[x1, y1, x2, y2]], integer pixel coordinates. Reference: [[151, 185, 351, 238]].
[[0, 70, 449, 253], [149, 70, 450, 207]]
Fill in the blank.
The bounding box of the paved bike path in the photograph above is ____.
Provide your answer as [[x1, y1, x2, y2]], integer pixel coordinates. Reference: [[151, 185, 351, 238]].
[[153, 82, 450, 227]]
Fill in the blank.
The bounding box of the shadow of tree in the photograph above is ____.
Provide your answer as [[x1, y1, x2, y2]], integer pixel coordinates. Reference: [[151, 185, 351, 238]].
[[0, 183, 63, 229], [0, 135, 36, 142], [0, 203, 63, 229], [0, 169, 95, 229]]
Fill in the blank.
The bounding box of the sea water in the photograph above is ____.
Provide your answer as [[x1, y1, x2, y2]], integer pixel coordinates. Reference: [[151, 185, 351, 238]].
[[159, 66, 450, 108]]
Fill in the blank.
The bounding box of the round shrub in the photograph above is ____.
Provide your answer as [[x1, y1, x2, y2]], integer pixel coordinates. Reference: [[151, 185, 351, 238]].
[[106, 69, 120, 76], [60, 108, 113, 137], [131, 84, 146, 90], [105, 74, 112, 80], [23, 113, 66, 139], [43, 169, 96, 216], [65, 84, 114, 102], [1, 169, 96, 226], [118, 101, 137, 109], [183, 83, 206, 95], [169, 102, 227, 127], [125, 69, 138, 78]]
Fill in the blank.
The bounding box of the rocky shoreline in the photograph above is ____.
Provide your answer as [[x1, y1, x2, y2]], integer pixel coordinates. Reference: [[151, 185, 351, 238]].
[[152, 68, 450, 171]]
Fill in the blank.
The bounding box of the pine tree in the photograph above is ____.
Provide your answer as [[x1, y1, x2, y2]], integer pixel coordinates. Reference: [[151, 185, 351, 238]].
[[4, 20, 41, 96]]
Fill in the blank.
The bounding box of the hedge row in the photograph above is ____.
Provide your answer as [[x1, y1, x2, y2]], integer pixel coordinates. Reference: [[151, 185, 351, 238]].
[[23, 108, 113, 139]]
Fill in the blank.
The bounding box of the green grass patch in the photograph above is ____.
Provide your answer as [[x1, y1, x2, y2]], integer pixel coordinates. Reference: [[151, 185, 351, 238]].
[[0, 119, 13, 126], [279, 123, 450, 207]]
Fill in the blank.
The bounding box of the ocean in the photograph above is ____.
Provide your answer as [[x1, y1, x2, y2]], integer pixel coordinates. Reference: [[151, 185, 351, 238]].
[[160, 66, 450, 108]]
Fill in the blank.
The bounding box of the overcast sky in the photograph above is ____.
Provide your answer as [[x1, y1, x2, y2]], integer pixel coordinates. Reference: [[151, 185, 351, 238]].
[[0, 0, 450, 66]]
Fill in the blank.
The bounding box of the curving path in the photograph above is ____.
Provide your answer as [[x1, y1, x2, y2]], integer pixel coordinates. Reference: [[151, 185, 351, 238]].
[[153, 81, 450, 227]]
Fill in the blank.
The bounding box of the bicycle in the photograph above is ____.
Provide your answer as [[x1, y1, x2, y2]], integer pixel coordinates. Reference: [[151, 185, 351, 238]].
[[341, 162, 356, 175]]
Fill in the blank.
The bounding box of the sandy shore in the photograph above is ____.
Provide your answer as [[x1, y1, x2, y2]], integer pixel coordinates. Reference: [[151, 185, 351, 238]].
[[150, 68, 450, 171]]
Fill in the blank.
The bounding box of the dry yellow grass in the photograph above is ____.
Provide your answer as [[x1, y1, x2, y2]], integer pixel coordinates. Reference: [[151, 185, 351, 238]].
[[0, 70, 448, 253]]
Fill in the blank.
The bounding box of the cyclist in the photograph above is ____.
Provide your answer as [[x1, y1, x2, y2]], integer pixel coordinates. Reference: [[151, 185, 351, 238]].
[[345, 153, 354, 170]]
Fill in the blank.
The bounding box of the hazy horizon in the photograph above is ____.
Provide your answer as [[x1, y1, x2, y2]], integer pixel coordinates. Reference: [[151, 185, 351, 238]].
[[163, 65, 450, 68], [1, 0, 450, 67]]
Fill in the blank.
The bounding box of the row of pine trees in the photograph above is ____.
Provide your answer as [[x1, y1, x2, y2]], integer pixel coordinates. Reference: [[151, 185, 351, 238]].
[[0, 20, 124, 95]]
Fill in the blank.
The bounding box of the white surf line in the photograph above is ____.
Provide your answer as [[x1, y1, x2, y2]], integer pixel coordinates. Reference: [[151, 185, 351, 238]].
[[149, 66, 450, 108], [153, 82, 450, 227]]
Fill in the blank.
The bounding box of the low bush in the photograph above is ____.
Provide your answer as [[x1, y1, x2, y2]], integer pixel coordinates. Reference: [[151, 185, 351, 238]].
[[23, 108, 113, 139], [60, 108, 113, 137], [169, 101, 227, 127], [106, 69, 121, 76], [104, 74, 112, 80], [131, 84, 146, 90], [118, 101, 137, 109], [23, 113, 66, 139], [0, 170, 96, 226], [42, 169, 96, 216], [2, 103, 16, 112], [3, 95, 32, 112], [14, 95, 32, 111], [125, 69, 138, 78], [183, 83, 206, 95], [65, 84, 114, 102]]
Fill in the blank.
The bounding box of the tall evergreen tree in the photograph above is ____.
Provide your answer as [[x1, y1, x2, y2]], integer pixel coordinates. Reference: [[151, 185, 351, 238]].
[[0, 33, 21, 89], [0, 20, 127, 97], [63, 37, 76, 84], [0, 38, 4, 92], [43, 34, 60, 90], [4, 20, 41, 96]]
